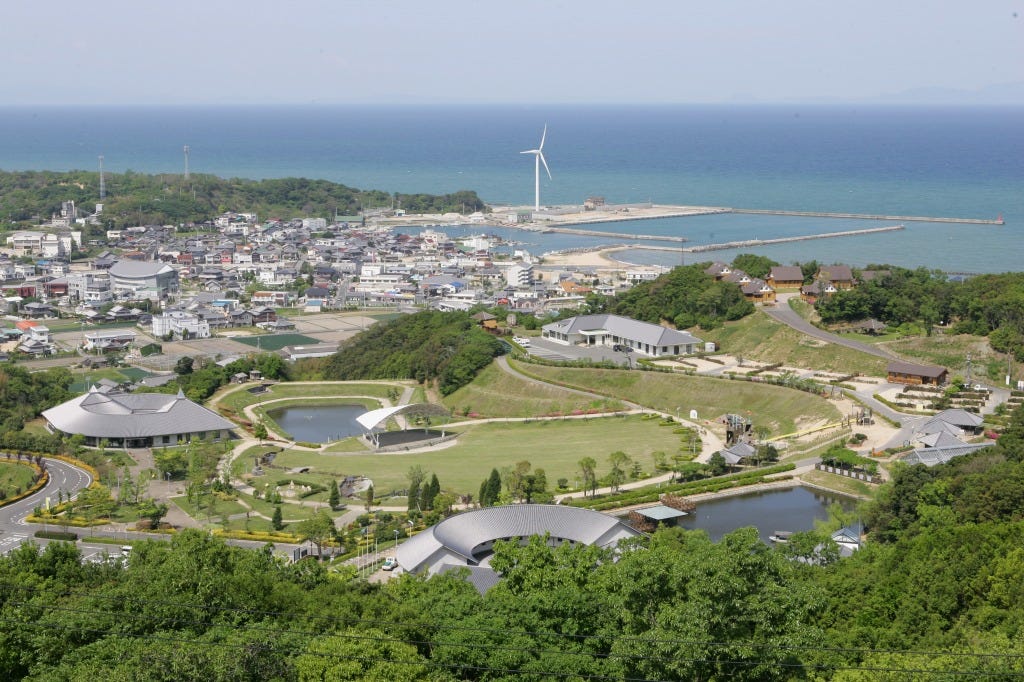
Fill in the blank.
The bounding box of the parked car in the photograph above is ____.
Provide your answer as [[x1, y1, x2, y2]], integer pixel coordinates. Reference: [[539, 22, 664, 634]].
[[382, 557, 398, 571], [513, 336, 531, 347]]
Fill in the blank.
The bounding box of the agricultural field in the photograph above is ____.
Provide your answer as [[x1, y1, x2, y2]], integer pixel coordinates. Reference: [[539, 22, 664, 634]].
[[442, 362, 625, 419], [245, 415, 685, 498], [696, 310, 889, 376], [511, 359, 841, 435], [233, 333, 319, 351]]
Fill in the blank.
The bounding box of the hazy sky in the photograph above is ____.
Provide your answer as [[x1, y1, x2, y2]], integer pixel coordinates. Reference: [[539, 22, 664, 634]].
[[3, 1, 1022, 105]]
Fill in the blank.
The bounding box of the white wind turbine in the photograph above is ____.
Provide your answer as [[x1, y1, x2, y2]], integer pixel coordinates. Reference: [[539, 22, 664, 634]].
[[520, 124, 551, 212]]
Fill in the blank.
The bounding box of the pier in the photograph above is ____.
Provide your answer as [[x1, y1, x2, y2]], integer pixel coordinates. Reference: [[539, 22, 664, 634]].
[[684, 224, 905, 252], [582, 224, 907, 257], [543, 226, 687, 243], [728, 208, 1004, 225]]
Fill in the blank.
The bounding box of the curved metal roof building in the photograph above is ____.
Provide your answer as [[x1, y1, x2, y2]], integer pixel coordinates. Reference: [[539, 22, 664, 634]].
[[396, 504, 641, 585], [43, 387, 235, 447]]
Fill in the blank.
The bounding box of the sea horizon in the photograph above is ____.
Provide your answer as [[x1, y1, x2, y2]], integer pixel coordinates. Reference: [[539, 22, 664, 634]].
[[1, 104, 1021, 273]]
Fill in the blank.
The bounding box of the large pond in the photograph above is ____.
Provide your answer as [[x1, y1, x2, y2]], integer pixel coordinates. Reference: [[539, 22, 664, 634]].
[[674, 486, 859, 543], [265, 404, 367, 443]]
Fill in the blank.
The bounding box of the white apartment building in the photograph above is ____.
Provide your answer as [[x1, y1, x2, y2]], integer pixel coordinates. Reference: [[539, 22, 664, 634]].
[[151, 311, 211, 339], [506, 262, 534, 287], [66, 272, 113, 303]]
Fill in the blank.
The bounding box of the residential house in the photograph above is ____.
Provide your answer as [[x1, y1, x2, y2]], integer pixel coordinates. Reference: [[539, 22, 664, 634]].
[[815, 265, 855, 290], [767, 265, 804, 290]]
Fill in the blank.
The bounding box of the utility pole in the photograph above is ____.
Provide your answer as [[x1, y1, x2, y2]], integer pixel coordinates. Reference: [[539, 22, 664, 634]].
[[183, 145, 190, 180]]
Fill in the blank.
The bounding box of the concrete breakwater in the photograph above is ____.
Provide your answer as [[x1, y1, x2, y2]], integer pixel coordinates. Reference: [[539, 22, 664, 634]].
[[543, 226, 688, 243], [604, 224, 906, 255], [684, 224, 905, 252], [729, 208, 1004, 225]]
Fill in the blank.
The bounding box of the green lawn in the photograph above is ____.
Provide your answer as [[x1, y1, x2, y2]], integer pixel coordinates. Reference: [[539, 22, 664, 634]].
[[512, 360, 841, 435], [234, 334, 319, 351], [696, 311, 889, 376], [261, 415, 686, 497], [217, 382, 398, 415], [883, 333, 997, 376], [70, 367, 154, 393], [442, 362, 625, 419], [0, 461, 37, 497]]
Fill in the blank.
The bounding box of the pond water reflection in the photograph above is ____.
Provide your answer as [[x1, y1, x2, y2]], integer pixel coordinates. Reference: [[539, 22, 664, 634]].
[[265, 404, 367, 443], [675, 486, 859, 543]]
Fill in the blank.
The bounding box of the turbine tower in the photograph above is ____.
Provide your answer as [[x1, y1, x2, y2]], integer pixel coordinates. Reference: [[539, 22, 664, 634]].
[[520, 125, 551, 212], [98, 155, 106, 200], [183, 144, 190, 180]]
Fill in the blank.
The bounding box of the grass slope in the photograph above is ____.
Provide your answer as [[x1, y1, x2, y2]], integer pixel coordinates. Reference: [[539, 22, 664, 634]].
[[442, 362, 625, 419], [512, 360, 841, 435], [260, 415, 682, 497], [696, 310, 889, 376]]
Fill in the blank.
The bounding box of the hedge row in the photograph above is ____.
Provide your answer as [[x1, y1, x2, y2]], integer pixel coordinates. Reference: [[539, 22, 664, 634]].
[[569, 463, 796, 511]]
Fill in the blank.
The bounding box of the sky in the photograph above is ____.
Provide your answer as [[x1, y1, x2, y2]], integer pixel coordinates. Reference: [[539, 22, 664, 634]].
[[2, 0, 1023, 106]]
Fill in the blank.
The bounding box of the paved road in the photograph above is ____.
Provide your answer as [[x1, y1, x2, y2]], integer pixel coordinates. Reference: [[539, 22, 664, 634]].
[[762, 295, 896, 360], [0, 457, 94, 556]]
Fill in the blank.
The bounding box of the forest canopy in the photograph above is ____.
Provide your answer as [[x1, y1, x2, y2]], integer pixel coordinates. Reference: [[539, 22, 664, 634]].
[[317, 310, 504, 395], [0, 170, 485, 228]]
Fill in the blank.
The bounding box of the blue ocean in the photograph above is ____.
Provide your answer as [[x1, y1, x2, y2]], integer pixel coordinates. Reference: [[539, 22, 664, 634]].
[[1, 105, 1021, 272]]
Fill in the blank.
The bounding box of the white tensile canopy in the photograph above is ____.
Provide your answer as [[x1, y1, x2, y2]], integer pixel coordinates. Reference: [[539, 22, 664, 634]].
[[356, 403, 450, 447]]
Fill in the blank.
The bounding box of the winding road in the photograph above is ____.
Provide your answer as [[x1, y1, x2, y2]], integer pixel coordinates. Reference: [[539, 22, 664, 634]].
[[762, 294, 897, 360], [0, 457, 95, 556]]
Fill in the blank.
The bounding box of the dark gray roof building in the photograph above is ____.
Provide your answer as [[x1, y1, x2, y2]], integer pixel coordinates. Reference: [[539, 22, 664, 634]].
[[43, 387, 234, 448], [542, 314, 703, 357], [396, 505, 642, 591]]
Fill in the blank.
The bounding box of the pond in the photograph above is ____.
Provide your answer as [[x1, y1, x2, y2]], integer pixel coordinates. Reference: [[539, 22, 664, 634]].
[[675, 486, 859, 543], [265, 404, 367, 443]]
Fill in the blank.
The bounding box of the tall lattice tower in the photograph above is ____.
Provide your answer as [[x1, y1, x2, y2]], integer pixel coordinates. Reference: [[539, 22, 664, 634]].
[[98, 155, 106, 200], [183, 144, 190, 180]]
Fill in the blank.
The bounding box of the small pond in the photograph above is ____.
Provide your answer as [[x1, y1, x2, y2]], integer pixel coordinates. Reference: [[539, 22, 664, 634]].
[[265, 404, 367, 443], [674, 486, 859, 543]]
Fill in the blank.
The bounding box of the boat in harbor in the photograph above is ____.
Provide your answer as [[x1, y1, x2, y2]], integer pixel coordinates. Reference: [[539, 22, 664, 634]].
[[769, 531, 793, 544]]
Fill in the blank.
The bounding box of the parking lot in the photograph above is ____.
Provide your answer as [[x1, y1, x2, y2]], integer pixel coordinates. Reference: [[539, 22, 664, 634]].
[[525, 336, 635, 367]]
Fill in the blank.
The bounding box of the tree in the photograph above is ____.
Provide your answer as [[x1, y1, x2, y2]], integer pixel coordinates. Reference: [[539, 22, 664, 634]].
[[420, 474, 440, 511], [253, 421, 268, 442], [578, 457, 597, 497], [708, 452, 728, 476], [271, 505, 284, 531], [407, 465, 425, 512], [296, 510, 335, 558], [479, 468, 501, 507], [174, 356, 195, 375], [328, 480, 340, 510], [138, 500, 169, 528], [608, 451, 630, 492], [364, 484, 375, 512]]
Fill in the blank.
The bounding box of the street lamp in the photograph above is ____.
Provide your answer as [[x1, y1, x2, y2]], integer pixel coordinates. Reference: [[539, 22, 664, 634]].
[[393, 529, 399, 546]]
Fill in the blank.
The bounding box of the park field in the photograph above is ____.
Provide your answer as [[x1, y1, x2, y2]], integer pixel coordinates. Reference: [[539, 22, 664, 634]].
[[216, 381, 403, 416], [511, 360, 841, 436], [442, 362, 625, 419], [0, 461, 37, 497], [255, 415, 684, 497], [696, 310, 888, 376]]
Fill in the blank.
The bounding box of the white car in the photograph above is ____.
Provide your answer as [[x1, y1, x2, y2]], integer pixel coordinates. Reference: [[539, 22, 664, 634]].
[[381, 557, 398, 571], [513, 336, 531, 347]]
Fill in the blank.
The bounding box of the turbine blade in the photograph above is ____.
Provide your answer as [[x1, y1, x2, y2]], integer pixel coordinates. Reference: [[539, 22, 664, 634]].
[[539, 152, 552, 180], [539, 124, 547, 150]]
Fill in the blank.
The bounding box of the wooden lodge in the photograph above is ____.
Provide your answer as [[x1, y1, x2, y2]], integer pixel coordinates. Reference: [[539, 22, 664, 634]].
[[887, 360, 948, 386]]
